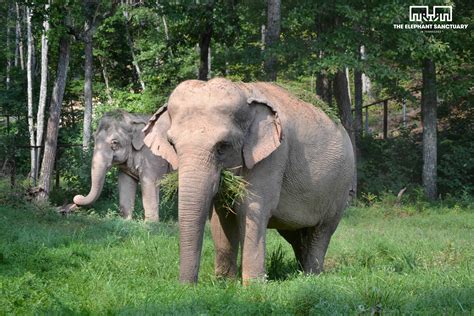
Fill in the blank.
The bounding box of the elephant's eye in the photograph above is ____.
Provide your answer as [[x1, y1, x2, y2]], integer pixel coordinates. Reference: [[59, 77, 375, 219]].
[[111, 139, 120, 151], [216, 141, 231, 156], [167, 136, 176, 150]]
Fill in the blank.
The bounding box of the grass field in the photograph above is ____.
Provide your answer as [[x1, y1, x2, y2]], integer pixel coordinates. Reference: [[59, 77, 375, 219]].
[[0, 197, 473, 314]]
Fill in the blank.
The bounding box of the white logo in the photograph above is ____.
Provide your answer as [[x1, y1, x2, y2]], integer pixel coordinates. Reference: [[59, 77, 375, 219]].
[[409, 6, 452, 22]]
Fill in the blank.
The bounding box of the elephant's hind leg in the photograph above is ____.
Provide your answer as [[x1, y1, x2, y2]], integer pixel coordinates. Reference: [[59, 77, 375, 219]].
[[278, 221, 339, 274], [210, 207, 239, 278]]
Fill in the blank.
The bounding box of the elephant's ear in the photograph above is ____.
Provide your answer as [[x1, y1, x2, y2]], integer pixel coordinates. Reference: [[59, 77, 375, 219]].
[[243, 97, 282, 169], [127, 113, 149, 151], [143, 104, 178, 169], [131, 123, 146, 151]]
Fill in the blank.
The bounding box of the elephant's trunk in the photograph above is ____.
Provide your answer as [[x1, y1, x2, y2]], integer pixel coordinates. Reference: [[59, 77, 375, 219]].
[[73, 151, 111, 206], [178, 154, 219, 283]]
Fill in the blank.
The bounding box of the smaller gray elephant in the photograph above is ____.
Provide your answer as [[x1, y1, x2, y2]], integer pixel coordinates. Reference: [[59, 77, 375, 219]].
[[73, 110, 169, 221]]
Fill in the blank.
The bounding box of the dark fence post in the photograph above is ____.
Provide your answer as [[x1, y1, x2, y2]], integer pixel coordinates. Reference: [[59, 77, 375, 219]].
[[383, 100, 388, 139], [402, 98, 407, 128], [365, 107, 369, 135], [10, 159, 16, 188]]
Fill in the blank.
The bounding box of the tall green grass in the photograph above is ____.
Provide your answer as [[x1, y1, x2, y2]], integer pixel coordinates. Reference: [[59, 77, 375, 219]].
[[0, 197, 473, 314]]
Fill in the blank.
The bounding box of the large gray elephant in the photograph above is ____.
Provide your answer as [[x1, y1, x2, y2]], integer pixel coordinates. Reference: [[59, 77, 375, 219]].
[[74, 110, 169, 222], [143, 78, 355, 283]]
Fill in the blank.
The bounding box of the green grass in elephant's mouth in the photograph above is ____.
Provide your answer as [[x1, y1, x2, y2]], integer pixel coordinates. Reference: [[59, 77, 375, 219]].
[[160, 169, 249, 214]]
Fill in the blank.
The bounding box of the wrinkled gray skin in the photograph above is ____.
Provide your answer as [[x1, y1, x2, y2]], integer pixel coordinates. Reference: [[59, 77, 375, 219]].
[[144, 78, 355, 283], [74, 111, 169, 222]]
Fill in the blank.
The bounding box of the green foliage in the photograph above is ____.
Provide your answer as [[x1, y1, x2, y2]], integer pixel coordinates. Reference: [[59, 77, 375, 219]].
[[0, 200, 472, 314], [358, 129, 422, 196], [160, 169, 249, 215], [159, 170, 178, 206], [437, 97, 474, 196], [0, 0, 472, 202], [214, 170, 249, 214]]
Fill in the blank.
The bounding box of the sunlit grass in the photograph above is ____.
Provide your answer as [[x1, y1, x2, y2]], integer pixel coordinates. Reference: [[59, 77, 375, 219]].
[[0, 198, 472, 314]]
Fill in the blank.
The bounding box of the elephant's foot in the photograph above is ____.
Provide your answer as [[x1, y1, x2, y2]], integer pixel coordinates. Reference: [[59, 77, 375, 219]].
[[120, 209, 133, 220], [144, 216, 158, 223], [215, 258, 238, 279], [242, 273, 267, 286]]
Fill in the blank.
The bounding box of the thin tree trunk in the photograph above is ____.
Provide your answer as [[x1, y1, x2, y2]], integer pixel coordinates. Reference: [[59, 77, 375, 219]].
[[345, 67, 352, 105], [354, 55, 363, 144], [6, 4, 11, 89], [26, 6, 36, 185], [334, 70, 354, 143], [123, 6, 145, 90], [36, 2, 50, 179], [99, 56, 112, 103], [334, 69, 357, 195], [263, 0, 281, 81], [83, 24, 94, 151], [315, 13, 332, 105], [37, 35, 71, 201], [15, 2, 24, 70], [161, 14, 174, 57], [316, 69, 332, 105], [198, 6, 213, 81], [360, 46, 372, 100], [421, 59, 438, 200], [83, 0, 100, 150]]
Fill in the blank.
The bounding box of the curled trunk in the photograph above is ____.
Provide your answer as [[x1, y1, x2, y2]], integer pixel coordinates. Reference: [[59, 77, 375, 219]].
[[73, 152, 110, 205]]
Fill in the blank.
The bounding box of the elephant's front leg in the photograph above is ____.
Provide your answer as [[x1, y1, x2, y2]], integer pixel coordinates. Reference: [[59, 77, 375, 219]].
[[140, 176, 159, 222], [210, 207, 239, 278], [239, 159, 284, 284], [239, 197, 271, 284], [118, 171, 138, 220]]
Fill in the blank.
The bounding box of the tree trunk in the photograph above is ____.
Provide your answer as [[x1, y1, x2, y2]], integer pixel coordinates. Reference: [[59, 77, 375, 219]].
[[26, 6, 36, 185], [263, 0, 281, 81], [6, 4, 12, 89], [315, 13, 332, 105], [198, 9, 212, 81], [37, 35, 71, 201], [421, 59, 438, 200], [354, 64, 363, 144], [123, 5, 145, 91], [83, 23, 94, 151], [360, 46, 372, 100], [36, 2, 50, 178], [161, 14, 173, 57], [334, 70, 354, 143], [99, 56, 112, 103], [334, 69, 357, 195], [316, 70, 332, 106], [15, 2, 24, 70], [345, 68, 352, 105], [83, 0, 99, 150]]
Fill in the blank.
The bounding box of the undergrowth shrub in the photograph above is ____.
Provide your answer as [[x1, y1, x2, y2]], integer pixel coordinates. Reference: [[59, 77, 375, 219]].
[[358, 128, 421, 197], [358, 101, 474, 198]]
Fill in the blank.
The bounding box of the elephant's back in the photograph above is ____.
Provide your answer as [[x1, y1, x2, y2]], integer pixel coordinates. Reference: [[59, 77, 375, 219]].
[[246, 82, 339, 132]]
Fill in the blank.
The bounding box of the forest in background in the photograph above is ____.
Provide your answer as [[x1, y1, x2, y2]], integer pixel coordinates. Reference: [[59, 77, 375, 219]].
[[0, 0, 472, 205]]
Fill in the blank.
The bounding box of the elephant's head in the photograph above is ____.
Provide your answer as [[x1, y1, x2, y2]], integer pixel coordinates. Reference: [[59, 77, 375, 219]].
[[143, 78, 282, 283], [73, 111, 148, 206]]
